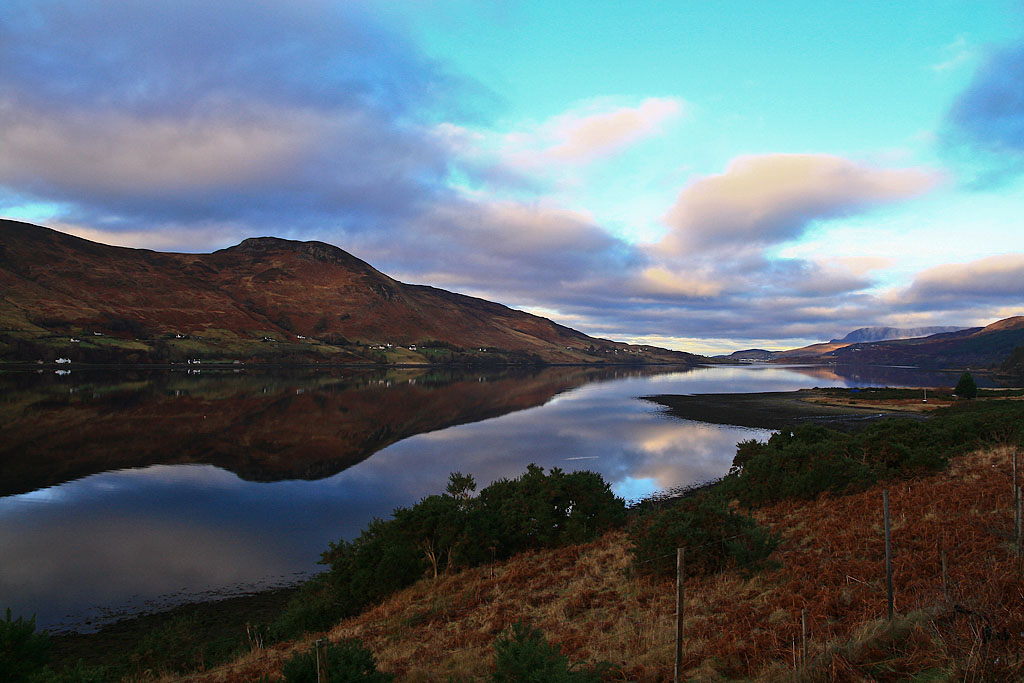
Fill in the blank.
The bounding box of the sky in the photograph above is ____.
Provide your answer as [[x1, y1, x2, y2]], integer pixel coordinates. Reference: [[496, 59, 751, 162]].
[[2, 1, 1024, 354]]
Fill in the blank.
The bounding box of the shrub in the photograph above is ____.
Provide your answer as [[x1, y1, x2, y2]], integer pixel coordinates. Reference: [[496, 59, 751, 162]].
[[628, 493, 778, 578], [1, 608, 49, 683], [721, 425, 873, 507], [491, 622, 608, 682], [722, 399, 1024, 508], [475, 465, 627, 559], [280, 639, 392, 682], [273, 575, 347, 641], [954, 371, 978, 399]]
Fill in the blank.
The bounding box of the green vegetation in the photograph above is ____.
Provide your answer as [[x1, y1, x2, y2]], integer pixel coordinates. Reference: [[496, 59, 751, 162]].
[[628, 492, 779, 578], [1, 609, 49, 682], [274, 465, 626, 640], [721, 399, 1023, 508], [280, 639, 392, 682], [0, 609, 107, 683], [491, 622, 609, 682], [954, 371, 978, 398]]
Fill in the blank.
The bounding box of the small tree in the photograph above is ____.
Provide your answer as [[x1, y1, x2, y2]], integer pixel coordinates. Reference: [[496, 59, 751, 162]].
[[1, 608, 49, 683], [281, 639, 392, 682], [954, 372, 978, 399], [491, 622, 608, 682]]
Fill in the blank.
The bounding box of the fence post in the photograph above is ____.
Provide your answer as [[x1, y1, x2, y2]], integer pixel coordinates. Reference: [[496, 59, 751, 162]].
[[1014, 451, 1019, 538], [1017, 486, 1022, 559], [940, 545, 949, 605], [884, 490, 894, 621], [315, 638, 330, 683], [674, 547, 684, 683], [801, 608, 808, 669]]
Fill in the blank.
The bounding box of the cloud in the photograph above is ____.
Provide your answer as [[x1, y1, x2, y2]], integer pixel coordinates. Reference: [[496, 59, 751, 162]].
[[360, 197, 640, 305], [946, 44, 1024, 156], [455, 97, 685, 177], [657, 154, 940, 253], [932, 36, 974, 73], [545, 98, 684, 163], [900, 253, 1024, 305], [0, 0, 460, 234]]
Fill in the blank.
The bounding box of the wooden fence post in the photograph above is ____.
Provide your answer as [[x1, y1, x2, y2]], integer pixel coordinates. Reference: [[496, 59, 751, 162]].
[[674, 547, 684, 683], [801, 608, 808, 668], [940, 545, 949, 605], [1011, 483, 1019, 557], [884, 490, 894, 621], [315, 638, 330, 683]]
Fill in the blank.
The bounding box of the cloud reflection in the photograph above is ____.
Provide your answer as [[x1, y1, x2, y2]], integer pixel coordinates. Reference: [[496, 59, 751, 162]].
[[0, 364, 970, 630]]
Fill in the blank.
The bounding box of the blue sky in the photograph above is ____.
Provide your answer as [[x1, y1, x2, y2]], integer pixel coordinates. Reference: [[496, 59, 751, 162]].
[[2, 1, 1023, 353]]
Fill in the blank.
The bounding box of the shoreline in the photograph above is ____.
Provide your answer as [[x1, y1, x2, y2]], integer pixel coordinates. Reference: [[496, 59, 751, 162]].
[[642, 388, 935, 432]]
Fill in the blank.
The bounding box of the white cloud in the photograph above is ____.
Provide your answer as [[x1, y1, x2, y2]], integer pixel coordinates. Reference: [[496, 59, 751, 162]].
[[545, 97, 684, 163], [902, 253, 1024, 303], [657, 154, 941, 254]]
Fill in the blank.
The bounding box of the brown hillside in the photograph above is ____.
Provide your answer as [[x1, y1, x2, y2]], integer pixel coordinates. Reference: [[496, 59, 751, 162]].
[[181, 446, 1024, 682], [0, 220, 700, 364]]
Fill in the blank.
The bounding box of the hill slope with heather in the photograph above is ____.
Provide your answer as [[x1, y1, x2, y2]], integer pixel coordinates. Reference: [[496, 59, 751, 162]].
[[0, 220, 700, 365]]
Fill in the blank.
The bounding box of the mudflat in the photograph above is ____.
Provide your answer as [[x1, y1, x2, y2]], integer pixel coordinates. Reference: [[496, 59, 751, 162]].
[[642, 389, 931, 432]]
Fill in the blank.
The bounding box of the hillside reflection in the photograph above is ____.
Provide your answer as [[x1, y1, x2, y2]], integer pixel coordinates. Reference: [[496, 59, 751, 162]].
[[0, 365, 686, 495]]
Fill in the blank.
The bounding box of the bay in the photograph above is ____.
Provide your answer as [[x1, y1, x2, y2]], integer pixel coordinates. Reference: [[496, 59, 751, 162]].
[[0, 362, 989, 631]]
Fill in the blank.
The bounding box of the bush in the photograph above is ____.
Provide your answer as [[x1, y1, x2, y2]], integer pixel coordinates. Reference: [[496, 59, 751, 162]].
[[628, 493, 778, 578], [281, 639, 392, 682], [954, 371, 978, 399], [272, 575, 348, 641], [1, 608, 49, 683], [475, 465, 627, 560], [721, 425, 873, 507], [722, 399, 1024, 508], [491, 622, 608, 682]]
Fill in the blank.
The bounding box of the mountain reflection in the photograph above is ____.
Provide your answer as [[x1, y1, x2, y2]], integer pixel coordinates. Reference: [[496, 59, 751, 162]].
[[0, 365, 687, 495]]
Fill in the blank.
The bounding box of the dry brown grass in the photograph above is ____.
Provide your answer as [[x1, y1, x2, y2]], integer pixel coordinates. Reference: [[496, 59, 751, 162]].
[[174, 445, 1024, 682]]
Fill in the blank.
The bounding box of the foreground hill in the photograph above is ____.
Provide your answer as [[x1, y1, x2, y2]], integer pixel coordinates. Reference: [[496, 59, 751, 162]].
[[92, 443, 1015, 682], [0, 220, 700, 365]]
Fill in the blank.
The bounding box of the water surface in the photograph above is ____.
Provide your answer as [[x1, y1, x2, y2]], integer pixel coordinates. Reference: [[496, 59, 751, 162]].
[[0, 363, 985, 630]]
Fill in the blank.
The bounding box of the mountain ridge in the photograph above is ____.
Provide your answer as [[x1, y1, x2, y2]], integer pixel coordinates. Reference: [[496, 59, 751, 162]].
[[0, 220, 701, 365]]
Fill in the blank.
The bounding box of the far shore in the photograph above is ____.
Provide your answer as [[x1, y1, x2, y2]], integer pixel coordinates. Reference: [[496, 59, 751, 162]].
[[642, 388, 941, 432]]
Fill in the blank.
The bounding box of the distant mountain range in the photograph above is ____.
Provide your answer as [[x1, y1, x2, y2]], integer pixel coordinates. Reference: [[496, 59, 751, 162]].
[[831, 326, 965, 344], [0, 220, 701, 365], [721, 319, 1024, 371]]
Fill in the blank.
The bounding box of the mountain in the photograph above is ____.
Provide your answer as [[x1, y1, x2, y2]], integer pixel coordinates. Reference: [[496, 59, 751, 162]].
[[716, 349, 778, 361], [831, 326, 965, 343], [823, 317, 1024, 369], [0, 220, 700, 365]]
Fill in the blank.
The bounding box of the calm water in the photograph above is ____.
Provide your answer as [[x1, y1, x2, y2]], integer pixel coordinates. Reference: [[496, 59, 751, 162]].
[[0, 363, 990, 631]]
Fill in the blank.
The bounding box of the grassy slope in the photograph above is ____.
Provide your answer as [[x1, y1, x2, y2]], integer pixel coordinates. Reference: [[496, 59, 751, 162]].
[[172, 445, 1024, 682]]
